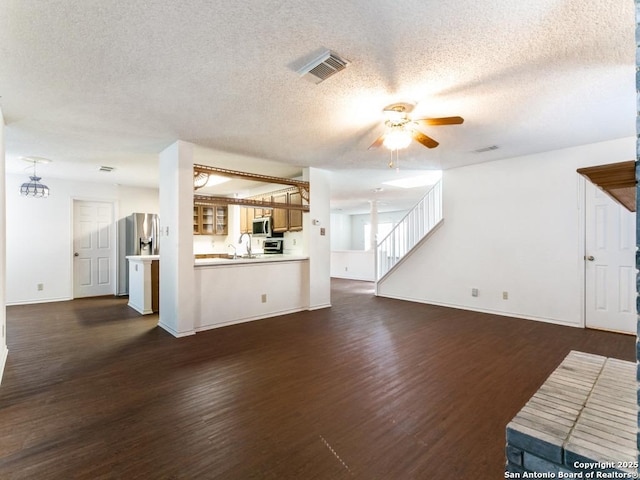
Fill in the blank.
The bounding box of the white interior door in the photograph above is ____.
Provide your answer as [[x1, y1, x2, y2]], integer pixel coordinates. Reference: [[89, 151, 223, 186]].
[[584, 181, 636, 334], [73, 200, 115, 298]]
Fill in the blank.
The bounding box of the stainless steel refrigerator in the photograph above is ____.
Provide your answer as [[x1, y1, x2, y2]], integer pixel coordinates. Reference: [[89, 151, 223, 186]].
[[122, 213, 160, 294]]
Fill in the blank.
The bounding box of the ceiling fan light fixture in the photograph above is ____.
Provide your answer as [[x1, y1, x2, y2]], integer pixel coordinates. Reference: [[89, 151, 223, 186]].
[[383, 128, 412, 150], [384, 110, 407, 123]]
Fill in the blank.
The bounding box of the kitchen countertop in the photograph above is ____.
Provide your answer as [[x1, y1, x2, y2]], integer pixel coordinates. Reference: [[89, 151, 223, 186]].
[[194, 254, 308, 266], [126, 255, 160, 261]]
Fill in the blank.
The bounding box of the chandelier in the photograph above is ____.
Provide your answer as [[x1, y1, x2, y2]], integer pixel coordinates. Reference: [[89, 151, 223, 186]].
[[20, 157, 51, 198]]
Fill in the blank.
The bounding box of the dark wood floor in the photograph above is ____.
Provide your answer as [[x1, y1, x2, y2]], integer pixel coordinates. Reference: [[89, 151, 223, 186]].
[[0, 279, 635, 479]]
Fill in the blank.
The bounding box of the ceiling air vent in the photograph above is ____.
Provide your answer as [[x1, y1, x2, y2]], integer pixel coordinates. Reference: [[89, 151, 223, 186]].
[[99, 166, 115, 172], [474, 145, 499, 153], [297, 50, 349, 84]]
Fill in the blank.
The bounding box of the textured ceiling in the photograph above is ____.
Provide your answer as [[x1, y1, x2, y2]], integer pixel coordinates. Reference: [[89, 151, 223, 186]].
[[0, 0, 635, 214]]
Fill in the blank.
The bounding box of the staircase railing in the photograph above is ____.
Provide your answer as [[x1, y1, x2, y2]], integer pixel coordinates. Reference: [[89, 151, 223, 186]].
[[375, 180, 442, 281]]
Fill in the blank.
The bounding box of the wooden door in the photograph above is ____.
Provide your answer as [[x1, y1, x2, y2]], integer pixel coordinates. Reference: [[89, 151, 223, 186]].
[[73, 200, 115, 298], [584, 181, 636, 334]]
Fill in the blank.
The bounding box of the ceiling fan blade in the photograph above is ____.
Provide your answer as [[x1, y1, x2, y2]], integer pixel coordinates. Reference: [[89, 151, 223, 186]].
[[368, 134, 386, 150], [414, 116, 464, 126], [411, 129, 439, 149]]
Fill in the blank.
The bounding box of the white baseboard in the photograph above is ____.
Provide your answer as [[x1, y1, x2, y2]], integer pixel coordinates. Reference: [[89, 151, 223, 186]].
[[157, 321, 195, 338], [308, 303, 332, 311], [195, 307, 307, 333], [377, 292, 581, 328], [127, 301, 153, 315], [6, 296, 72, 306]]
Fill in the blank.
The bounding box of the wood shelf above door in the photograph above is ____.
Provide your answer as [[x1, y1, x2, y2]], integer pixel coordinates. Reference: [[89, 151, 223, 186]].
[[577, 160, 636, 212]]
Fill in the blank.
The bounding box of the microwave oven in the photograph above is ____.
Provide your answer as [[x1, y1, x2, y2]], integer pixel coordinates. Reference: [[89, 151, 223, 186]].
[[252, 217, 272, 237]]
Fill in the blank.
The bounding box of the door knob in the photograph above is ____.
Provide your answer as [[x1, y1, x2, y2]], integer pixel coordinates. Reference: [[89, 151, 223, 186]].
[[74, 252, 79, 257], [586, 255, 595, 261]]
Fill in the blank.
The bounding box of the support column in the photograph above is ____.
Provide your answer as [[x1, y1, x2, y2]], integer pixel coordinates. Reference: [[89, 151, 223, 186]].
[[158, 141, 195, 337], [370, 200, 378, 251], [305, 167, 331, 310]]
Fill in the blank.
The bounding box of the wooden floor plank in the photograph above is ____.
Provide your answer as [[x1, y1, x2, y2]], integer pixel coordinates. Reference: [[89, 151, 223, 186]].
[[0, 279, 635, 479]]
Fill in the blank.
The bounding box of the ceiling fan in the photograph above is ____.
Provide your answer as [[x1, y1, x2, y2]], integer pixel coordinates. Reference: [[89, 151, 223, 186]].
[[369, 102, 464, 151]]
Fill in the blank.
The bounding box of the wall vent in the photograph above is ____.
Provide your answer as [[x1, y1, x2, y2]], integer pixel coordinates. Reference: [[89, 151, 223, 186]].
[[99, 166, 115, 172], [297, 50, 349, 84]]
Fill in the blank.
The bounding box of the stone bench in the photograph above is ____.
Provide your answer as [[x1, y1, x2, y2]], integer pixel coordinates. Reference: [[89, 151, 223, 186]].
[[506, 350, 638, 476]]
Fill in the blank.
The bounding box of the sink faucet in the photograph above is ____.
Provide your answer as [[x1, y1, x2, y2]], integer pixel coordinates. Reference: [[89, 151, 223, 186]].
[[228, 244, 237, 259], [238, 232, 252, 258]]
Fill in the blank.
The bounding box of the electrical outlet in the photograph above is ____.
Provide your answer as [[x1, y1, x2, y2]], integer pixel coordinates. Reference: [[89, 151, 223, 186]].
[[37, 283, 44, 291], [261, 294, 267, 303], [503, 291, 509, 300], [345, 267, 348, 271], [293, 238, 297, 246], [471, 288, 478, 297]]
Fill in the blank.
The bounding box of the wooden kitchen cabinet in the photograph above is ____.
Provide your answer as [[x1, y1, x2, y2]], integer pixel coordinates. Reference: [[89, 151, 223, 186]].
[[288, 191, 303, 231], [194, 205, 228, 235], [240, 207, 248, 233], [272, 193, 288, 233], [256, 195, 272, 219], [193, 206, 214, 234], [240, 207, 255, 234], [193, 206, 200, 234], [214, 205, 228, 235]]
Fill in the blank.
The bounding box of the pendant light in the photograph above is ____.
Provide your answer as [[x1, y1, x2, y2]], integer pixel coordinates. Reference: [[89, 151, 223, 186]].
[[20, 157, 51, 198]]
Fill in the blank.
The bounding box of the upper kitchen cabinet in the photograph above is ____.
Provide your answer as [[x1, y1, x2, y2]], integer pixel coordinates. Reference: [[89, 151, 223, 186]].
[[214, 205, 228, 234], [194, 205, 228, 235], [193, 206, 200, 234], [240, 207, 255, 234], [193, 206, 213, 234], [272, 193, 289, 233], [288, 191, 303, 232], [257, 195, 272, 218]]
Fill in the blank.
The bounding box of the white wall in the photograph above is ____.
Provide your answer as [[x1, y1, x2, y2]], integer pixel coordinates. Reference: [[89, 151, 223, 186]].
[[5, 174, 158, 304], [0, 107, 7, 384], [330, 250, 375, 281], [378, 137, 635, 327], [330, 213, 351, 250], [348, 210, 408, 250]]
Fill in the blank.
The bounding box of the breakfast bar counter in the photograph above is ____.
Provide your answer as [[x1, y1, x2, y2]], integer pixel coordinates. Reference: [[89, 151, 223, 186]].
[[194, 255, 310, 332]]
